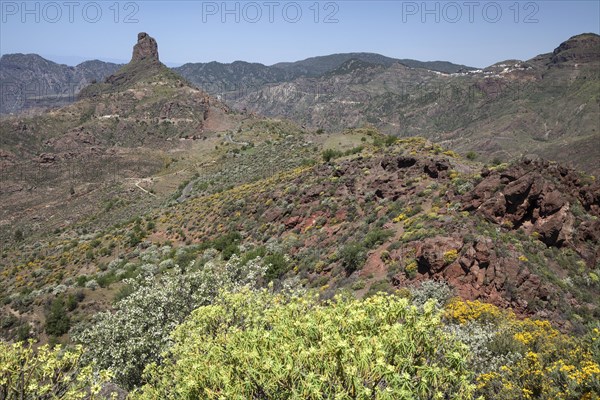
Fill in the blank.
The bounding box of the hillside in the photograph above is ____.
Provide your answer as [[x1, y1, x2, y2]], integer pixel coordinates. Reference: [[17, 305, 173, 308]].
[[230, 33, 600, 175], [1, 51, 472, 115], [0, 32, 599, 399], [270, 52, 474, 76], [0, 53, 121, 115], [0, 32, 237, 245], [4, 36, 597, 176], [2, 129, 599, 337], [1, 129, 599, 396]]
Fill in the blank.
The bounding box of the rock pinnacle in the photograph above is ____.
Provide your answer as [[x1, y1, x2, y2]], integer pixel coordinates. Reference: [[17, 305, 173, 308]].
[[131, 32, 159, 63]]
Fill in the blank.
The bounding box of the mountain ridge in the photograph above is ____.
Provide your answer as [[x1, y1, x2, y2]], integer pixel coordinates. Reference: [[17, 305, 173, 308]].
[[0, 51, 474, 115], [0, 32, 599, 398]]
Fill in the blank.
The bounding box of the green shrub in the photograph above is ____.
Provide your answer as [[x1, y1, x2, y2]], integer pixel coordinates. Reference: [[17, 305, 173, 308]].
[[211, 232, 242, 252], [363, 228, 394, 249], [134, 289, 475, 399], [466, 151, 478, 160], [45, 297, 70, 336], [410, 280, 454, 307], [113, 283, 136, 303], [74, 255, 266, 389], [322, 149, 343, 163], [13, 229, 24, 242], [0, 341, 114, 399], [65, 293, 79, 311], [241, 246, 267, 265], [221, 243, 238, 261], [264, 252, 289, 281], [344, 146, 364, 156], [128, 232, 142, 247], [339, 242, 367, 274], [96, 272, 117, 288]]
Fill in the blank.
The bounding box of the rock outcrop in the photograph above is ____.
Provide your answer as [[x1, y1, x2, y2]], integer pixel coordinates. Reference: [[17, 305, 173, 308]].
[[550, 33, 600, 66], [392, 235, 553, 314], [459, 158, 600, 264], [131, 32, 159, 63]]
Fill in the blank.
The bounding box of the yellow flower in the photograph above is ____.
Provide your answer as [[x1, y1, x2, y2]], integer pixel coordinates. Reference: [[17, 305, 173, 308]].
[[393, 213, 407, 223]]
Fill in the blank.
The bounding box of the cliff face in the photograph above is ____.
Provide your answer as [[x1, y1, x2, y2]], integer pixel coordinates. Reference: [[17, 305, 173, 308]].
[[131, 32, 160, 63], [551, 33, 600, 66]]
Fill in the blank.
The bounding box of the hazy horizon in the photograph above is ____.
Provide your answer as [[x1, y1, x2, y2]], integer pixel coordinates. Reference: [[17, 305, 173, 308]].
[[1, 1, 599, 69]]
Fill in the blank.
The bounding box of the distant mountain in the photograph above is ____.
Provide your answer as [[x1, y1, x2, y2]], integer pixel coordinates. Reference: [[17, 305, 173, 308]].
[[273, 52, 475, 76], [230, 33, 600, 175], [0, 54, 121, 114], [1, 51, 473, 115], [173, 60, 296, 102], [174, 53, 474, 100], [1, 32, 232, 162], [0, 32, 237, 241], [2, 35, 598, 174]]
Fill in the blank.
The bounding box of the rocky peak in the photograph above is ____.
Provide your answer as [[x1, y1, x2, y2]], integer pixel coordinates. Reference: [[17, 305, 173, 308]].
[[131, 32, 159, 63], [551, 33, 600, 65]]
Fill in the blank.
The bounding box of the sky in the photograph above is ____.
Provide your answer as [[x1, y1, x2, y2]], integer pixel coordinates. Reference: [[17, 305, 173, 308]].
[[1, 1, 599, 68]]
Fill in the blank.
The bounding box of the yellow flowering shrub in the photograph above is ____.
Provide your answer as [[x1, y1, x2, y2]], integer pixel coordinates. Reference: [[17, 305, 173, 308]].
[[133, 289, 475, 399], [446, 298, 600, 399], [443, 249, 459, 264], [392, 213, 407, 223], [445, 299, 507, 324], [0, 340, 114, 399]]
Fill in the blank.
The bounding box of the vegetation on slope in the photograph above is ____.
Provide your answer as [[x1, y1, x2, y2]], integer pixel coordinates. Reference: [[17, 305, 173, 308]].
[[0, 134, 598, 399]]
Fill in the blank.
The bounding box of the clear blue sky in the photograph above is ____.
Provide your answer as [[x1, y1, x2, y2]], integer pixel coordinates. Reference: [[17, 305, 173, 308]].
[[1, 1, 599, 68]]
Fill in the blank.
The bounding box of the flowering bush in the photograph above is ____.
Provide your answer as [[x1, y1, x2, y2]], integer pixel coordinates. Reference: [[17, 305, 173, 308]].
[[410, 280, 454, 308], [73, 254, 266, 389], [0, 341, 113, 399], [445, 299, 600, 399], [133, 289, 475, 399]]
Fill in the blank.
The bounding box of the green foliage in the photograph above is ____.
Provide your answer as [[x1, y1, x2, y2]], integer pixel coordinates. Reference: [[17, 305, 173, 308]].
[[339, 242, 367, 274], [322, 148, 343, 163], [74, 254, 266, 389], [240, 246, 267, 265], [466, 151, 478, 160], [113, 283, 136, 303], [221, 243, 239, 261], [96, 272, 117, 288], [127, 232, 143, 247], [373, 134, 397, 147], [0, 341, 114, 400], [344, 146, 364, 156], [133, 289, 475, 399], [45, 296, 70, 336], [13, 229, 24, 242], [65, 292, 82, 312], [264, 252, 289, 281], [365, 280, 394, 297], [410, 280, 454, 307], [363, 228, 394, 249], [209, 232, 242, 260]]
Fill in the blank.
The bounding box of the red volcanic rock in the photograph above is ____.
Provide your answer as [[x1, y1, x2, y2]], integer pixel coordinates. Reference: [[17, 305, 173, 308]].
[[415, 236, 463, 274], [460, 159, 599, 253], [284, 216, 302, 229]]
